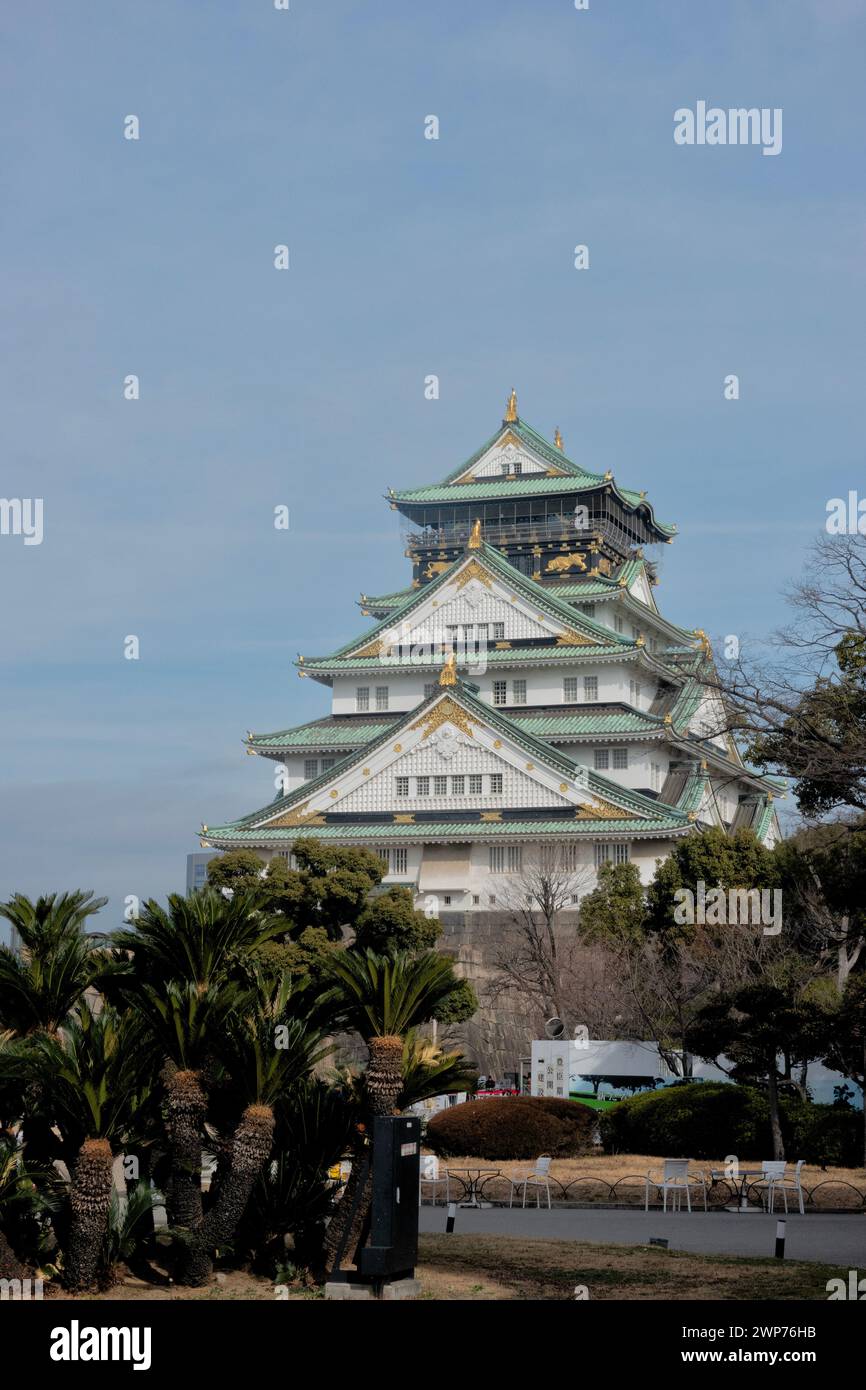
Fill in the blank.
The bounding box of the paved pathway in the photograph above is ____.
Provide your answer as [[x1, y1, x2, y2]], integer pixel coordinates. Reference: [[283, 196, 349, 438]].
[[419, 1206, 866, 1265]]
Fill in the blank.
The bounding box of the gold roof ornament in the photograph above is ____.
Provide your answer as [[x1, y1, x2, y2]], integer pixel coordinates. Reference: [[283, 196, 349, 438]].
[[439, 651, 457, 686], [554, 427, 564, 450], [693, 628, 712, 655], [504, 387, 518, 422], [604, 470, 613, 481], [467, 517, 482, 549]]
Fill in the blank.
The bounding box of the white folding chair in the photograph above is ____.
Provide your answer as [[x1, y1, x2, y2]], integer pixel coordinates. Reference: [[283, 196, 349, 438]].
[[419, 1154, 452, 1206], [767, 1159, 805, 1214], [756, 1160, 786, 1211], [508, 1155, 552, 1209], [645, 1159, 707, 1212]]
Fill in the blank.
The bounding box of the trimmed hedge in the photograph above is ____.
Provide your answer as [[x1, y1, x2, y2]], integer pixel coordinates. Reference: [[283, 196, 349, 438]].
[[425, 1096, 596, 1160], [599, 1081, 861, 1165]]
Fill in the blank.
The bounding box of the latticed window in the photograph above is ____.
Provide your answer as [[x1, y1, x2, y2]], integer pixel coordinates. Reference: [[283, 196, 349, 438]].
[[651, 762, 661, 791], [469, 774, 482, 794], [303, 759, 319, 780], [396, 776, 409, 797], [416, 777, 430, 796], [512, 679, 527, 705], [612, 748, 628, 769], [507, 846, 522, 871], [595, 842, 630, 867], [490, 773, 503, 794], [356, 687, 370, 712], [452, 775, 465, 794], [375, 686, 389, 711], [492, 623, 505, 640], [594, 749, 609, 770], [321, 757, 335, 772], [563, 677, 578, 702], [489, 846, 505, 872], [434, 776, 447, 795], [390, 848, 408, 875], [493, 681, 507, 705], [584, 676, 598, 701]]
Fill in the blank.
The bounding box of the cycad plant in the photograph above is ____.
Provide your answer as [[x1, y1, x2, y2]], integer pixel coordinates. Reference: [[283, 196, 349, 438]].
[[321, 949, 467, 1275], [179, 973, 331, 1285], [0, 891, 106, 1037], [19, 1004, 151, 1291], [109, 889, 289, 1241]]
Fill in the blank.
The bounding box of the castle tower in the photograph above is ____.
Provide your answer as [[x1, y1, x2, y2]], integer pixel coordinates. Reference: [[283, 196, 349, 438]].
[[202, 398, 782, 1073]]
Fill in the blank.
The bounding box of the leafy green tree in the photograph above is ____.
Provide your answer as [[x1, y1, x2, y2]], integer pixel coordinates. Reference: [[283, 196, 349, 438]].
[[206, 839, 387, 939], [646, 828, 778, 938], [579, 861, 647, 945], [353, 886, 441, 954], [820, 976, 866, 1164], [685, 985, 826, 1159]]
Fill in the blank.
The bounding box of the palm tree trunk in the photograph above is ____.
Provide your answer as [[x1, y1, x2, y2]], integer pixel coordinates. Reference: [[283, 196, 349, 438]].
[[0, 1227, 27, 1280], [181, 1105, 275, 1287], [323, 1035, 404, 1277], [164, 1068, 207, 1229], [64, 1137, 114, 1291]]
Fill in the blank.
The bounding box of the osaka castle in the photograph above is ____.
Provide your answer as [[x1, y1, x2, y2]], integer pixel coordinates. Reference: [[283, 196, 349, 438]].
[[201, 391, 780, 1062]]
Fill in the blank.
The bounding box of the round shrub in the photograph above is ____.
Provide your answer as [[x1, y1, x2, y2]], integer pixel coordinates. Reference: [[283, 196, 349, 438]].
[[599, 1081, 861, 1163], [425, 1096, 596, 1160]]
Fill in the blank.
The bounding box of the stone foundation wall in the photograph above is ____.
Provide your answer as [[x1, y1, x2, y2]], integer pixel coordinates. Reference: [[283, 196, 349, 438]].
[[437, 911, 580, 1081]]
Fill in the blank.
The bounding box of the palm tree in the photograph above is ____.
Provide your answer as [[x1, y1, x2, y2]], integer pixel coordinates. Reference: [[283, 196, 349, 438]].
[[0, 891, 106, 1036], [321, 949, 464, 1274], [109, 889, 289, 1237], [180, 974, 331, 1285], [20, 1005, 151, 1291]]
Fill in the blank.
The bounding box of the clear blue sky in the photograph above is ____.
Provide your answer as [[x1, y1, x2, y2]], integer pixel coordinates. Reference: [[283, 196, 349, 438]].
[[1, 0, 864, 940]]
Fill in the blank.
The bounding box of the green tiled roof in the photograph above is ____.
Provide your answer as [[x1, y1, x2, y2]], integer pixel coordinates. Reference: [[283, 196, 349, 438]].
[[206, 816, 688, 845], [512, 710, 658, 738], [248, 706, 661, 754], [327, 542, 628, 662], [248, 719, 395, 750], [393, 474, 676, 536], [437, 418, 595, 485], [301, 643, 636, 674], [207, 681, 687, 838]]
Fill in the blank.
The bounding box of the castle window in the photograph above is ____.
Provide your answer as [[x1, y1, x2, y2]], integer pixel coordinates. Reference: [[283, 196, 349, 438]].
[[490, 774, 503, 794], [578, 603, 597, 618], [612, 748, 628, 770], [594, 749, 609, 770], [356, 687, 370, 712], [304, 759, 319, 780], [493, 681, 508, 706], [489, 846, 505, 872], [396, 777, 409, 797], [615, 617, 624, 634], [321, 757, 335, 772], [375, 686, 389, 711], [416, 777, 430, 796], [651, 762, 661, 791], [434, 776, 447, 795], [512, 679, 527, 705], [563, 677, 578, 702], [584, 676, 598, 702], [492, 623, 505, 640], [595, 843, 630, 867], [452, 775, 465, 794], [469, 774, 483, 795]]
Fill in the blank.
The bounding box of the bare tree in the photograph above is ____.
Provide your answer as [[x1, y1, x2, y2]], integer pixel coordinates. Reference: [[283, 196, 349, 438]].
[[487, 848, 594, 1023]]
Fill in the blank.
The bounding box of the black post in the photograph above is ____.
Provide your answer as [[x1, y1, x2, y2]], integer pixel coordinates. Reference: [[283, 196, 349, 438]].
[[775, 1220, 786, 1259]]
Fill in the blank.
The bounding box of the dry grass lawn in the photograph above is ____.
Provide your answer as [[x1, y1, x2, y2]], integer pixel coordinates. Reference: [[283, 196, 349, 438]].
[[46, 1235, 840, 1302], [428, 1153, 866, 1206]]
